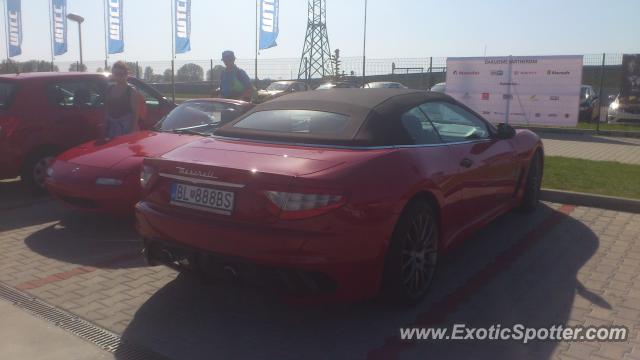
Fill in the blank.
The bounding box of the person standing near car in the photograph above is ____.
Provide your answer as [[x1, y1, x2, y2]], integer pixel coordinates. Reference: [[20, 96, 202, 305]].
[[105, 61, 142, 138], [219, 51, 255, 102]]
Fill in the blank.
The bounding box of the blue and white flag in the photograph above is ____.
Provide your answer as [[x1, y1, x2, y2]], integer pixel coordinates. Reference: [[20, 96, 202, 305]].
[[51, 0, 67, 56], [259, 0, 279, 50], [107, 0, 124, 54], [174, 0, 191, 54], [6, 0, 22, 57]]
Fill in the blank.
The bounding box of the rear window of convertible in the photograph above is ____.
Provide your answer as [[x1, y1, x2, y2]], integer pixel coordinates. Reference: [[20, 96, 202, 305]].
[[233, 110, 350, 136]]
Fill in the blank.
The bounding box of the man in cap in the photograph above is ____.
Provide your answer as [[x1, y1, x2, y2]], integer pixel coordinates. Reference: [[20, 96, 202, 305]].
[[219, 50, 255, 102]]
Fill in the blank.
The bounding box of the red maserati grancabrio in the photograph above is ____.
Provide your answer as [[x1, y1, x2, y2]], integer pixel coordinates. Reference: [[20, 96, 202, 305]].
[[136, 89, 544, 304], [45, 98, 253, 216]]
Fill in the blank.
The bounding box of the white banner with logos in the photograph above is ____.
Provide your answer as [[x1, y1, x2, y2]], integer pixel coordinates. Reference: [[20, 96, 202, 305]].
[[445, 56, 583, 126]]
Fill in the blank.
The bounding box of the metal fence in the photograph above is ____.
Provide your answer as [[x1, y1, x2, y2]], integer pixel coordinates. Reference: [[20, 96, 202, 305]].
[[0, 53, 628, 100]]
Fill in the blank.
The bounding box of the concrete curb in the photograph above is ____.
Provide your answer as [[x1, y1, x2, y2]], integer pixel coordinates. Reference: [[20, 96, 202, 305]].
[[515, 125, 640, 139], [541, 188, 640, 214]]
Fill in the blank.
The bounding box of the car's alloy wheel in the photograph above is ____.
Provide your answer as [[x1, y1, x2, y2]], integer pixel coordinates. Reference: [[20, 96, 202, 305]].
[[520, 152, 542, 212], [401, 210, 438, 299], [382, 201, 438, 305], [32, 156, 54, 188]]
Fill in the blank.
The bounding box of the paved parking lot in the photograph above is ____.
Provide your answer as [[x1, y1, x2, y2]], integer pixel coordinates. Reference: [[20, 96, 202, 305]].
[[1, 179, 639, 360]]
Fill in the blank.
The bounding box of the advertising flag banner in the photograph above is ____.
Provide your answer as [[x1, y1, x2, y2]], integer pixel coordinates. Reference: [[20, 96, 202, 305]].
[[51, 0, 67, 56], [445, 56, 583, 126], [259, 0, 279, 50], [6, 0, 22, 57], [107, 0, 124, 54], [175, 0, 191, 54], [621, 54, 640, 104]]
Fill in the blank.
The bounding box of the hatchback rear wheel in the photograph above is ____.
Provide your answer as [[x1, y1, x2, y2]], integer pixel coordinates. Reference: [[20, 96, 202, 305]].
[[22, 151, 55, 192]]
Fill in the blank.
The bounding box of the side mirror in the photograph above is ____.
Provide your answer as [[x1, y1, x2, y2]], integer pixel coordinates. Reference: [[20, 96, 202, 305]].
[[496, 123, 516, 140]]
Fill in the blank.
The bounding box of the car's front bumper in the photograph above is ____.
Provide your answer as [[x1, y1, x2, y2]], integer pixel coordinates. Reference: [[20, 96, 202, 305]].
[[135, 200, 394, 303], [45, 161, 139, 216], [607, 108, 640, 124]]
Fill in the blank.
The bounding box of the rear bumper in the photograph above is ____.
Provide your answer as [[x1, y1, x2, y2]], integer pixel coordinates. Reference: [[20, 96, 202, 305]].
[[143, 238, 339, 298], [135, 201, 391, 303]]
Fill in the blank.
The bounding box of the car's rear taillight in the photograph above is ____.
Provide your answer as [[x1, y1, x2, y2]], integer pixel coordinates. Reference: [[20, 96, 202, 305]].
[[264, 191, 346, 220], [0, 116, 18, 139]]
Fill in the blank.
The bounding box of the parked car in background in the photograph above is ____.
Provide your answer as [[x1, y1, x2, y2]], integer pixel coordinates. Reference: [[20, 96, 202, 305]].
[[45, 98, 252, 216], [579, 85, 600, 122], [257, 81, 308, 102], [430, 82, 446, 93], [137, 89, 543, 304], [364, 82, 408, 89], [607, 94, 640, 124], [0, 72, 174, 190], [315, 81, 361, 90], [46, 98, 252, 215]]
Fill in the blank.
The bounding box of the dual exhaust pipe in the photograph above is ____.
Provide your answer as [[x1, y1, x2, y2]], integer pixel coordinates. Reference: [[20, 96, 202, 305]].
[[144, 241, 240, 282]]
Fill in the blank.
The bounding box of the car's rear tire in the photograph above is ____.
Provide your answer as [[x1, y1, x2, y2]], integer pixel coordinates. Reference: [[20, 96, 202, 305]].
[[519, 151, 543, 212], [381, 200, 438, 306], [22, 150, 56, 193]]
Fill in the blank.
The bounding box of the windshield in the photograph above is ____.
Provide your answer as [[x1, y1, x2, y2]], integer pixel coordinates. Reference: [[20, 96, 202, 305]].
[[315, 83, 335, 90], [367, 82, 396, 88], [267, 82, 290, 91], [157, 101, 238, 134], [430, 83, 446, 93], [580, 87, 588, 99], [0, 82, 18, 109]]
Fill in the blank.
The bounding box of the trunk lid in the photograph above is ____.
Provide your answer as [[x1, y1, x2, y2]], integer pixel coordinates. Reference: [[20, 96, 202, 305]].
[[143, 137, 390, 224]]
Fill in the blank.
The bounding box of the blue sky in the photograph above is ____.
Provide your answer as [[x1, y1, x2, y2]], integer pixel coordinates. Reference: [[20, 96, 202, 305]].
[[2, 0, 639, 62]]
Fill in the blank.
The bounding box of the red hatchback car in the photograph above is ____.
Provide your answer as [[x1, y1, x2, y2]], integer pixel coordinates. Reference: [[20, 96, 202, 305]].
[[0, 72, 174, 189], [46, 99, 253, 216], [136, 89, 543, 304]]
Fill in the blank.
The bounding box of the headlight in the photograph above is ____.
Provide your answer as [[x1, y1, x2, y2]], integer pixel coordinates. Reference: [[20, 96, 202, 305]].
[[140, 165, 155, 188], [610, 101, 619, 110], [96, 178, 123, 186]]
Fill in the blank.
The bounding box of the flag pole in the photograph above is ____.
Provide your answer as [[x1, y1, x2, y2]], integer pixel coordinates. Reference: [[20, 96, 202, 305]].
[[103, 0, 108, 69], [255, 0, 259, 85], [170, 0, 175, 102], [362, 0, 368, 86], [48, 0, 55, 67], [3, 0, 10, 67]]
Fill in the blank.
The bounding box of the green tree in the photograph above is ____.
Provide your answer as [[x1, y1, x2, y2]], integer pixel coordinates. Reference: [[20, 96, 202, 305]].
[[125, 62, 141, 78], [0, 60, 58, 74], [206, 65, 225, 81], [69, 62, 87, 72], [176, 63, 204, 82], [143, 66, 155, 81], [163, 68, 173, 82]]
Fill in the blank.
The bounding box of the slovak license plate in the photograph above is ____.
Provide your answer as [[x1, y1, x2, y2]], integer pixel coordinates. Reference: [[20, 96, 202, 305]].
[[170, 183, 235, 215]]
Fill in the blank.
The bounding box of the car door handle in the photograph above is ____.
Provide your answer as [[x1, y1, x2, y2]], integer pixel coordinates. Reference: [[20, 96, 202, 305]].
[[460, 158, 474, 168]]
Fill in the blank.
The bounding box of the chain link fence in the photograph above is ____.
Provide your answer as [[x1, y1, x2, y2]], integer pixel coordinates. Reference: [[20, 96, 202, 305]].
[[0, 53, 628, 101]]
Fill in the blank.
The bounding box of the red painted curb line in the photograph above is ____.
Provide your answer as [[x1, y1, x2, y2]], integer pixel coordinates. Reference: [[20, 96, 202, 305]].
[[367, 205, 576, 360]]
